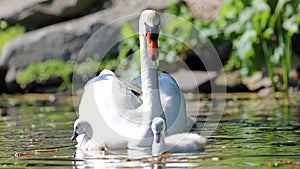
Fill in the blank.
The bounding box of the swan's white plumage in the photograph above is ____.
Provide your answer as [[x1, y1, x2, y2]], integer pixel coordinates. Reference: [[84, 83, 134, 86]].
[[79, 69, 144, 149], [74, 10, 196, 151]]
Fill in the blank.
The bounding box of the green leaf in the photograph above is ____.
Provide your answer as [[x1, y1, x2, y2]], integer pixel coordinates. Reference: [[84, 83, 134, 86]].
[[235, 30, 256, 60], [283, 15, 299, 33], [121, 22, 136, 39], [263, 28, 274, 39], [270, 44, 284, 64]]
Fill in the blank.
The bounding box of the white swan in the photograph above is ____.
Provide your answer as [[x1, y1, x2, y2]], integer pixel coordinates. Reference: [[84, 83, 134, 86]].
[[151, 117, 206, 156], [71, 119, 101, 151], [73, 10, 195, 150]]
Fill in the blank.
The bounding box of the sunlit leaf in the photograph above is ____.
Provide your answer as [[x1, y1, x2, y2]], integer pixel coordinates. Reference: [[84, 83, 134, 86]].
[[283, 15, 299, 33], [270, 44, 284, 64], [235, 30, 256, 60]]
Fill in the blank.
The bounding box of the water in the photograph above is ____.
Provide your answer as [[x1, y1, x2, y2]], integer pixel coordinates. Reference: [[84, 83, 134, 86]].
[[0, 93, 299, 168]]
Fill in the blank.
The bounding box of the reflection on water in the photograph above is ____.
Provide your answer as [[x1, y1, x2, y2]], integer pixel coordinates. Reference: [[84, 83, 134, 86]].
[[73, 148, 205, 168], [0, 93, 299, 168]]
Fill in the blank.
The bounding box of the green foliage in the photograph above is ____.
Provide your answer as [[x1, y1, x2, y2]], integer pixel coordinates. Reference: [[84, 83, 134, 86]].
[[119, 22, 140, 65], [164, 2, 192, 20], [1, 2, 299, 92], [90, 2, 300, 92], [119, 22, 139, 60], [75, 57, 101, 82], [118, 3, 195, 67], [159, 3, 194, 63], [16, 59, 73, 91], [217, 0, 300, 91], [16, 56, 121, 92], [75, 55, 120, 82], [115, 23, 141, 77], [0, 20, 25, 52]]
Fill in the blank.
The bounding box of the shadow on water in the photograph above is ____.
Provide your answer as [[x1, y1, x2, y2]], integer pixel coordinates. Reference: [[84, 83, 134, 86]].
[[0, 93, 300, 168]]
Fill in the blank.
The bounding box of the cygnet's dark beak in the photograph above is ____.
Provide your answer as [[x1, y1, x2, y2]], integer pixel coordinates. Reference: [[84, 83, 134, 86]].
[[155, 132, 161, 143], [70, 131, 78, 142]]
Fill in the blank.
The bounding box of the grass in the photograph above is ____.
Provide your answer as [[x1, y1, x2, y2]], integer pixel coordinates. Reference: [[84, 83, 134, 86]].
[[0, 21, 25, 52], [16, 59, 73, 91]]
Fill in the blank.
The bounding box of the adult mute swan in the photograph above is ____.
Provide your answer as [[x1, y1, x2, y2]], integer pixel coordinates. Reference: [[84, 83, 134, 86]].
[[73, 9, 195, 150], [151, 117, 206, 156]]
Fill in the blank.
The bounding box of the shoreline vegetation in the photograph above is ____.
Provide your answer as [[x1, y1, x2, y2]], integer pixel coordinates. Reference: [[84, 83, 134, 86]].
[[0, 91, 298, 107], [0, 1, 299, 94]]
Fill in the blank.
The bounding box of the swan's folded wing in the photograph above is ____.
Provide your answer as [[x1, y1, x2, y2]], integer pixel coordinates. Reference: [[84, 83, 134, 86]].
[[84, 69, 116, 90], [158, 73, 187, 134], [159, 73, 197, 131], [79, 69, 144, 148], [122, 80, 142, 95]]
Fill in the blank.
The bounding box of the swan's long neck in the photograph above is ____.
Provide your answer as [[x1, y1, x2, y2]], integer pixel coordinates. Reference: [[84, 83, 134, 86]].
[[152, 130, 167, 156], [81, 133, 89, 146], [126, 32, 165, 149], [127, 10, 164, 149], [139, 34, 164, 122]]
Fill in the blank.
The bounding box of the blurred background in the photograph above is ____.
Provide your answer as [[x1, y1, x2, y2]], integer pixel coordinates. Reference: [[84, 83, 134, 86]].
[[0, 0, 299, 94], [0, 1, 300, 168]]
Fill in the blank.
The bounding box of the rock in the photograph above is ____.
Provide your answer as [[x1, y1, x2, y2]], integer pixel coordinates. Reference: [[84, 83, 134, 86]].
[[184, 41, 232, 71], [170, 68, 217, 92], [0, 0, 107, 28], [242, 72, 271, 91], [213, 71, 249, 92], [184, 0, 224, 21], [0, 0, 180, 93]]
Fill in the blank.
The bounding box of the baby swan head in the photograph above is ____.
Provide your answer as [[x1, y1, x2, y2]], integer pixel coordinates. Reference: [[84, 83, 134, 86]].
[[71, 119, 92, 142], [71, 119, 83, 141], [151, 117, 166, 143]]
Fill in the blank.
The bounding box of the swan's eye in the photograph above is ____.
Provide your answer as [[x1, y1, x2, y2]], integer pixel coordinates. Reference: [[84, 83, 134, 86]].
[[146, 32, 158, 42], [150, 33, 159, 41]]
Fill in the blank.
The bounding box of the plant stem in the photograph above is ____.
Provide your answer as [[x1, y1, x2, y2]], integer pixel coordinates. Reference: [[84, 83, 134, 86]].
[[262, 38, 275, 92], [277, 18, 290, 92], [284, 32, 292, 91]]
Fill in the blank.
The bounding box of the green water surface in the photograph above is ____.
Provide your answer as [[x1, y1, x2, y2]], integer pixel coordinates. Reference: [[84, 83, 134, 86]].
[[0, 93, 299, 168]]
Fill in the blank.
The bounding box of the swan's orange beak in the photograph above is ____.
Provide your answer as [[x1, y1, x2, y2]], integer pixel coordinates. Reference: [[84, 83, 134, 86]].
[[146, 32, 159, 61]]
